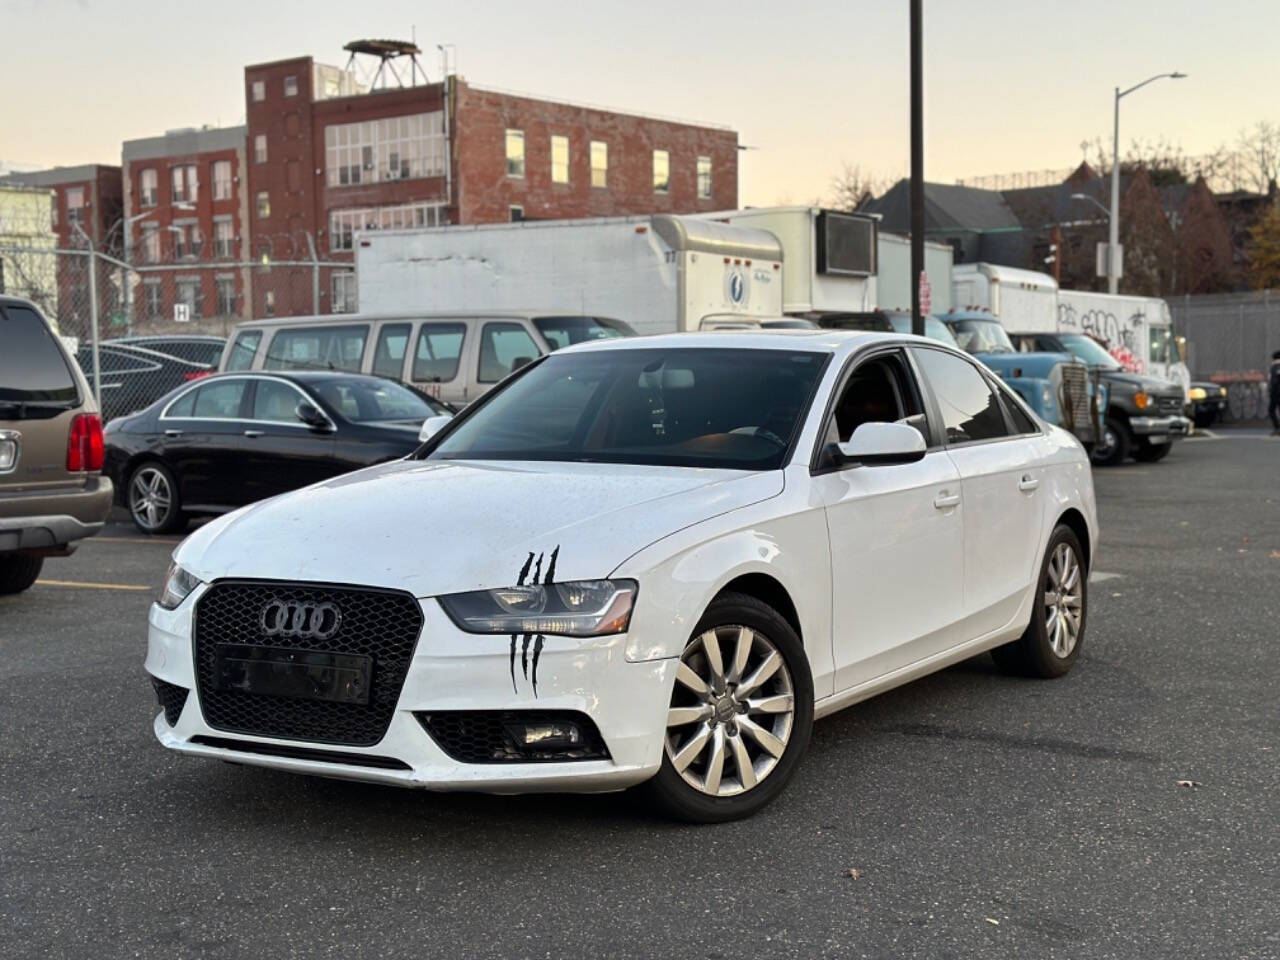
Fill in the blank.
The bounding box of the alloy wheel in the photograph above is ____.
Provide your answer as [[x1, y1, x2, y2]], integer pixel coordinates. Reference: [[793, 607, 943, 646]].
[[1043, 542, 1083, 658], [130, 466, 173, 531], [664, 625, 795, 797]]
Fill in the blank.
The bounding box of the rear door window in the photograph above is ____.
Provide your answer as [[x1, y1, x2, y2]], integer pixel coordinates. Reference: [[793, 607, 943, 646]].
[[412, 322, 466, 383], [191, 379, 249, 419], [265, 326, 367, 372], [0, 303, 79, 404], [224, 331, 262, 371], [912, 348, 1010, 445], [478, 322, 540, 382], [372, 323, 411, 380]]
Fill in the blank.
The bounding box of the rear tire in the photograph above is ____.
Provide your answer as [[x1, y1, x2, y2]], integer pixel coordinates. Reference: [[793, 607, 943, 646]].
[[128, 462, 186, 535], [1134, 440, 1172, 462], [1091, 417, 1130, 467], [641, 591, 813, 823], [992, 524, 1086, 679], [0, 554, 43, 594]]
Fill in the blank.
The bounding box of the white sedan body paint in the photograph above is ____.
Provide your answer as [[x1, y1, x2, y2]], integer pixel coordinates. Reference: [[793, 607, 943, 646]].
[[148, 331, 1098, 793]]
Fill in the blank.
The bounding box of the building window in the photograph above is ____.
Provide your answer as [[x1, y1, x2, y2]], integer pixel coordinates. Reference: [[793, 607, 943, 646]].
[[143, 279, 162, 318], [551, 135, 569, 184], [65, 187, 84, 225], [173, 222, 201, 260], [324, 112, 446, 187], [216, 276, 236, 316], [176, 278, 202, 320], [653, 150, 670, 194], [140, 223, 160, 264], [140, 169, 157, 207], [251, 80, 265, 102], [213, 218, 234, 258], [329, 202, 446, 252], [212, 160, 232, 201], [264, 290, 275, 317], [257, 192, 270, 218], [171, 164, 197, 204], [505, 129, 525, 179], [509, 205, 524, 222], [284, 75, 298, 97], [697, 156, 712, 200], [254, 135, 267, 164], [331, 272, 356, 314], [590, 141, 608, 189]]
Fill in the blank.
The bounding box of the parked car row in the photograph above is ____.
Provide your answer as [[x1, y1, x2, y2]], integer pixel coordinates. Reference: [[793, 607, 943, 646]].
[[74, 335, 225, 422]]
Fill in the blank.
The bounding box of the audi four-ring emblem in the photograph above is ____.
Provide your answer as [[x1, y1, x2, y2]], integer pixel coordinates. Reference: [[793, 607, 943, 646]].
[[259, 599, 342, 640]]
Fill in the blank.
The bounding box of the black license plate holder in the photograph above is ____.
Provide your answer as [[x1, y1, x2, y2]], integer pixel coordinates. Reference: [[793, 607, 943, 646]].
[[214, 644, 372, 705]]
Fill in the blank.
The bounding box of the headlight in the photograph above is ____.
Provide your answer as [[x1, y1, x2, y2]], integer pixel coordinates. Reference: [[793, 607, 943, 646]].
[[157, 562, 202, 610], [439, 579, 637, 636], [1133, 392, 1151, 410], [1188, 387, 1207, 401], [1219, 386, 1227, 397]]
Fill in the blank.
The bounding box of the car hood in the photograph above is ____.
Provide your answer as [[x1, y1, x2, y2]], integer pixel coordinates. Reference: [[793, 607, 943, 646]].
[[1100, 370, 1182, 396], [175, 459, 783, 597]]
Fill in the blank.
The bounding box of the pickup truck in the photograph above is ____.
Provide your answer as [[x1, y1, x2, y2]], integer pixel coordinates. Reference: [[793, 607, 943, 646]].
[[940, 311, 1103, 451], [1011, 331, 1190, 465]]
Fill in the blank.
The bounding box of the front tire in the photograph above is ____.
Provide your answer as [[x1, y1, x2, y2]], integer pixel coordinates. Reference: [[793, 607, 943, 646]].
[[1091, 417, 1130, 466], [128, 462, 185, 535], [992, 525, 1087, 678], [642, 591, 813, 823], [0, 554, 43, 594], [1134, 440, 1172, 462]]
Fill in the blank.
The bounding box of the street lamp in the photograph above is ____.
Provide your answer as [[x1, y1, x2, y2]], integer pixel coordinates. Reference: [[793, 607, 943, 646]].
[[1070, 193, 1110, 219], [1106, 72, 1187, 294]]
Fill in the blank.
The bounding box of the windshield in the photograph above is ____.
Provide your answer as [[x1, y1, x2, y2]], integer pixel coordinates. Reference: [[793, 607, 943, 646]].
[[1056, 334, 1121, 370], [886, 314, 959, 345], [311, 378, 444, 422], [429, 347, 828, 470], [533, 316, 633, 350], [944, 317, 1015, 354], [1149, 326, 1175, 366]]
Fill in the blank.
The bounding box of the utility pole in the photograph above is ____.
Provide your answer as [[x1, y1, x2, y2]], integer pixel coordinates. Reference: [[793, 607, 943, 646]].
[[909, 0, 925, 337], [73, 222, 102, 409]]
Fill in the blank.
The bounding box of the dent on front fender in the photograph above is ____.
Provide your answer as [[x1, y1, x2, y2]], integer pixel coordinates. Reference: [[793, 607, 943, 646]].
[[612, 497, 835, 699]]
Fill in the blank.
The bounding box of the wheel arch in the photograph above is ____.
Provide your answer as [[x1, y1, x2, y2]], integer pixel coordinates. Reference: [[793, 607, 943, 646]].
[[713, 572, 803, 646], [1055, 507, 1091, 572]]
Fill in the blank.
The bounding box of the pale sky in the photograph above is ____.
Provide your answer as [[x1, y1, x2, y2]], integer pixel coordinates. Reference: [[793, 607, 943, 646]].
[[3, 0, 1277, 203]]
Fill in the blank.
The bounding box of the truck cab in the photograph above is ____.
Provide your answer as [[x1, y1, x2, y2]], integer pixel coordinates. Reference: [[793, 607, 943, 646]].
[[940, 311, 1103, 450]]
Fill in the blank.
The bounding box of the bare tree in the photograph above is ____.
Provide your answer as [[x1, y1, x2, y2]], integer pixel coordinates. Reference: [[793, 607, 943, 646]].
[[827, 162, 888, 211], [1234, 121, 1280, 194]]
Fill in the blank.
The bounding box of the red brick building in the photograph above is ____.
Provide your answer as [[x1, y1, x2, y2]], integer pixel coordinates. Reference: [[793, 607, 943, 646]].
[[121, 126, 250, 325], [0, 164, 122, 337], [243, 48, 739, 315]]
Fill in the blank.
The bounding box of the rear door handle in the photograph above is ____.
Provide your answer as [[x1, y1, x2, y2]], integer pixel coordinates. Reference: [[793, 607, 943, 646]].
[[1018, 474, 1040, 492], [933, 491, 961, 510], [163, 429, 183, 438], [243, 429, 264, 438]]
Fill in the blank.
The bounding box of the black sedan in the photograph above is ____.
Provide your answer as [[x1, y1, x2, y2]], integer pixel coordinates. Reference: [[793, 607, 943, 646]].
[[103, 371, 453, 534]]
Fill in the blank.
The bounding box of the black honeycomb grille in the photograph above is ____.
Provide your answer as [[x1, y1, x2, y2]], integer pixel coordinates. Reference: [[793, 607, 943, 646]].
[[1157, 395, 1183, 415], [151, 676, 189, 726], [417, 711, 610, 764], [193, 581, 423, 746]]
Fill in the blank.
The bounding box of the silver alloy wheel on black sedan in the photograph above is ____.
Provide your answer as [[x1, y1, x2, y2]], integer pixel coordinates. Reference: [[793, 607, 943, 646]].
[[129, 463, 182, 534], [664, 625, 796, 797]]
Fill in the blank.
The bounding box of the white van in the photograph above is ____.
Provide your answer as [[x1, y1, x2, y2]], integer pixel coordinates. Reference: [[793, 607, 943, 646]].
[[219, 311, 632, 406]]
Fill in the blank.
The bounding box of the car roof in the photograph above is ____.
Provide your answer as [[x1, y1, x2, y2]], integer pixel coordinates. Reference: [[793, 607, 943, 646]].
[[559, 329, 914, 356], [109, 334, 225, 343]]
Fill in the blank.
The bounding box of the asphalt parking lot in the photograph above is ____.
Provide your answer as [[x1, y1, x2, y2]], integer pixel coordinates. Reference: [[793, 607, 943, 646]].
[[2, 432, 1277, 960]]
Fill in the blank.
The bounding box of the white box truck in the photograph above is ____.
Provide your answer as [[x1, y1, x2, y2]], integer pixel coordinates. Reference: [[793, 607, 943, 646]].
[[874, 232, 954, 316], [951, 262, 1059, 331], [1056, 290, 1188, 390], [354, 214, 783, 336]]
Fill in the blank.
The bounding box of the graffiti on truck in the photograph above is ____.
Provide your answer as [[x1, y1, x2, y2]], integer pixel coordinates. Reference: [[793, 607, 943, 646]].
[[1058, 302, 1146, 373]]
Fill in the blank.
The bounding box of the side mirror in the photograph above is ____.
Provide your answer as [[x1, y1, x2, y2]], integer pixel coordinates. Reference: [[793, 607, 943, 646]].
[[419, 414, 454, 442], [295, 401, 331, 431], [834, 421, 927, 467]]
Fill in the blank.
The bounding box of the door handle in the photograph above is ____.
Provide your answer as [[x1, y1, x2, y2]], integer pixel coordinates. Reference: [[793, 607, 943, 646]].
[[163, 429, 183, 438], [1018, 474, 1040, 492], [243, 429, 264, 438], [933, 491, 961, 510]]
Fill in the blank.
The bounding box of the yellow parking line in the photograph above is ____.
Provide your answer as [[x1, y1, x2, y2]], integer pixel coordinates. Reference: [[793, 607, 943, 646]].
[[35, 579, 152, 592], [93, 536, 180, 545]]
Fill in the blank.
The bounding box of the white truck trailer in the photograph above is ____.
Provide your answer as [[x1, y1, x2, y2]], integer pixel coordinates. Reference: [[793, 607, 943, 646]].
[[1056, 289, 1188, 389], [354, 214, 783, 336], [874, 232, 954, 315], [951, 262, 1059, 331]]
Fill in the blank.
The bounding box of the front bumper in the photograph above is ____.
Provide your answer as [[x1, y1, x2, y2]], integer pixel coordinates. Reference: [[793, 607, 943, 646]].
[[145, 590, 676, 793], [1128, 414, 1191, 439], [0, 476, 112, 552]]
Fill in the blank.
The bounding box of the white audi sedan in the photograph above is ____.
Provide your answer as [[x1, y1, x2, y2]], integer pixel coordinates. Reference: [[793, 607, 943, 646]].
[[147, 331, 1096, 822]]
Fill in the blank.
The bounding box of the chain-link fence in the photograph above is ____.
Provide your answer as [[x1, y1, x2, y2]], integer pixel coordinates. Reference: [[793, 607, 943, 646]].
[[1, 227, 350, 422], [1172, 290, 1280, 422]]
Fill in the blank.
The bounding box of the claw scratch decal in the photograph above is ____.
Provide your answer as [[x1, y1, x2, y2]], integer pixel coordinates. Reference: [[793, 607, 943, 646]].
[[509, 546, 559, 698]]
